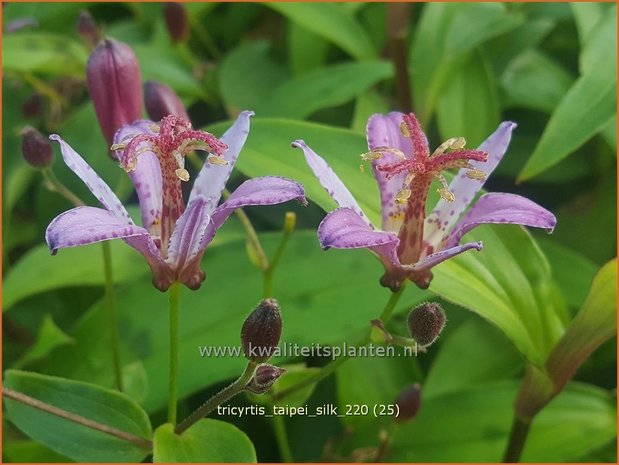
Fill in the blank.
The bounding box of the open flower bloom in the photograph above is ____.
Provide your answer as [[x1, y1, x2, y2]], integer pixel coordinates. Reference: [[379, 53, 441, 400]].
[[46, 111, 306, 291], [293, 112, 556, 291]]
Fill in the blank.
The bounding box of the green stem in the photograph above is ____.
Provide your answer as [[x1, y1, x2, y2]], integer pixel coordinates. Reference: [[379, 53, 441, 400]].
[[102, 241, 123, 391], [42, 168, 83, 207], [264, 213, 296, 298], [175, 361, 257, 434], [168, 282, 181, 425], [273, 285, 406, 401], [272, 414, 294, 462], [503, 416, 531, 463]]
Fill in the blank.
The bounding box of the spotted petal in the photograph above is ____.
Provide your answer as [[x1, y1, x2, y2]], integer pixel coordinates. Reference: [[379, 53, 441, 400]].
[[444, 192, 557, 249], [424, 121, 517, 248], [188, 110, 254, 213], [404, 241, 483, 272], [49, 135, 133, 224], [167, 195, 210, 269], [113, 120, 163, 236], [366, 112, 421, 233], [292, 139, 371, 225]]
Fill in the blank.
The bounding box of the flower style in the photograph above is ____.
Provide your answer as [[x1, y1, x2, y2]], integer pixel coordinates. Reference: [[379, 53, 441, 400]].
[[46, 111, 306, 291], [293, 112, 556, 291]]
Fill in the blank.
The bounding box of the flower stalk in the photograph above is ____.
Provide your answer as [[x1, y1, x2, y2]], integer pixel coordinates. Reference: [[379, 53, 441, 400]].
[[102, 241, 123, 392], [168, 282, 181, 424]]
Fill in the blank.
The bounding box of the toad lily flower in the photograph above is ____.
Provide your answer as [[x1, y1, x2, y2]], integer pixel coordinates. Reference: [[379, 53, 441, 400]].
[[46, 111, 306, 291], [293, 112, 556, 291]]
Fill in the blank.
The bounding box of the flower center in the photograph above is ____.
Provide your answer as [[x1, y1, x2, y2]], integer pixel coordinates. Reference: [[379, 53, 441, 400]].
[[113, 115, 228, 257]]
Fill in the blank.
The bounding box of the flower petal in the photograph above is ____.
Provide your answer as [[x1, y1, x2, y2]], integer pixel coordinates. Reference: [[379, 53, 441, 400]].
[[50, 135, 133, 224], [404, 241, 483, 272], [318, 207, 398, 250], [188, 110, 254, 213], [113, 120, 163, 236], [366, 112, 416, 233], [424, 121, 516, 248], [444, 192, 557, 248], [292, 139, 370, 225], [166, 195, 210, 269]]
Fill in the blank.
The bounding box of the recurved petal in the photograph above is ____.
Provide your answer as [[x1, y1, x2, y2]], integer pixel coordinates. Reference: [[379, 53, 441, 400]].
[[49, 135, 133, 224], [403, 241, 483, 273], [444, 192, 557, 248], [424, 121, 516, 248], [292, 139, 371, 225], [113, 121, 163, 236], [188, 110, 254, 213], [46, 206, 152, 253], [318, 206, 398, 250]]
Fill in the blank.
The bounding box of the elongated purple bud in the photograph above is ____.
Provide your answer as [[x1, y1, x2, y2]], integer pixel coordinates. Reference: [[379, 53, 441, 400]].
[[22, 127, 54, 168], [241, 299, 282, 363], [164, 3, 189, 43], [144, 80, 190, 122], [246, 364, 285, 394], [394, 383, 421, 423], [87, 38, 142, 146], [407, 302, 446, 347]]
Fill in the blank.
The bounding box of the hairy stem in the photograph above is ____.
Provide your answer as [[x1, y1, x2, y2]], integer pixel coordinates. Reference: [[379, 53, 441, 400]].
[[264, 212, 296, 298], [272, 414, 294, 462], [168, 282, 181, 424], [175, 361, 257, 434], [42, 168, 84, 207], [2, 387, 152, 449], [102, 241, 123, 391]]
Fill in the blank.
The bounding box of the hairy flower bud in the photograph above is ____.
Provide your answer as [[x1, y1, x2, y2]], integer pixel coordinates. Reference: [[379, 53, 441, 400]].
[[246, 364, 285, 394], [86, 38, 142, 146], [164, 3, 189, 43], [394, 383, 421, 423], [144, 80, 189, 122], [241, 299, 282, 363], [77, 10, 100, 48], [407, 302, 446, 347], [22, 126, 54, 168]]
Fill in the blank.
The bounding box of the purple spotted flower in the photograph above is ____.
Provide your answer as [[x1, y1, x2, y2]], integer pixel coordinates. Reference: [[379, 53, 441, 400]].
[[46, 111, 306, 291], [293, 112, 556, 291]]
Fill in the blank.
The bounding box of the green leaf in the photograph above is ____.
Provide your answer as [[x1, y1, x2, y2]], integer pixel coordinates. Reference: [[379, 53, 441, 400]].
[[2, 32, 87, 76], [352, 91, 389, 133], [518, 10, 616, 181], [267, 365, 321, 408], [13, 315, 74, 369], [4, 370, 152, 463], [256, 61, 393, 119], [571, 2, 605, 46], [388, 381, 615, 462], [2, 440, 71, 463], [266, 3, 376, 61], [153, 420, 256, 462], [436, 51, 500, 147], [501, 49, 574, 113], [287, 23, 329, 76]]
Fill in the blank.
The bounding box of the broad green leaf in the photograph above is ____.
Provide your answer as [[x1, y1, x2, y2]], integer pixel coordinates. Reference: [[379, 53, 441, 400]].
[[44, 231, 424, 413], [13, 314, 74, 368], [2, 33, 87, 76], [501, 49, 574, 113], [219, 41, 288, 115], [436, 51, 500, 147], [2, 440, 71, 463], [352, 91, 389, 133], [287, 23, 329, 76], [571, 2, 606, 46], [601, 115, 617, 151], [266, 3, 376, 61], [518, 10, 616, 181], [256, 61, 393, 119], [5, 164, 35, 213], [388, 381, 615, 462], [4, 370, 152, 463], [122, 361, 149, 404], [153, 420, 256, 463]]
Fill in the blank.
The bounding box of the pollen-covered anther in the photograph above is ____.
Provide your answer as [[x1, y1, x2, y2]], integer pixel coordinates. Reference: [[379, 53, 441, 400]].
[[207, 155, 228, 166], [432, 137, 467, 157], [466, 168, 487, 181], [395, 188, 412, 204], [437, 188, 455, 202], [149, 123, 161, 133], [175, 168, 190, 182], [360, 150, 383, 161], [110, 142, 126, 151], [400, 121, 410, 137]]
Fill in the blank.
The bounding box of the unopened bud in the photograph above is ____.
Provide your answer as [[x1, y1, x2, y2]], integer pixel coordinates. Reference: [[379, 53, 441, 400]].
[[246, 364, 285, 394], [241, 299, 282, 363], [22, 127, 54, 168], [77, 11, 100, 48], [21, 93, 44, 119], [394, 383, 421, 423], [144, 80, 189, 122], [407, 302, 446, 347], [164, 3, 189, 43], [87, 38, 142, 146]]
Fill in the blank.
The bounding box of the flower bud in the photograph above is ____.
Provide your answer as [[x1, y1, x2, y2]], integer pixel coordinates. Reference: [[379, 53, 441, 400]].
[[394, 383, 421, 423], [87, 38, 142, 146], [407, 302, 446, 347], [21, 127, 54, 168], [246, 364, 285, 394], [144, 80, 190, 122], [164, 3, 189, 43], [21, 93, 44, 119], [241, 298, 282, 363], [77, 10, 100, 48]]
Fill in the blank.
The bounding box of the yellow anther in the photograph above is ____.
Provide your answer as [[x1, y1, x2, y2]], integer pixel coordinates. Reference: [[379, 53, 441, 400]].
[[437, 188, 455, 202], [122, 157, 137, 173], [400, 121, 410, 137], [431, 137, 467, 157], [175, 168, 190, 182], [149, 124, 161, 133], [110, 143, 126, 151], [207, 155, 228, 166], [360, 150, 383, 161], [466, 168, 487, 181], [395, 188, 412, 204], [359, 164, 365, 173]]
